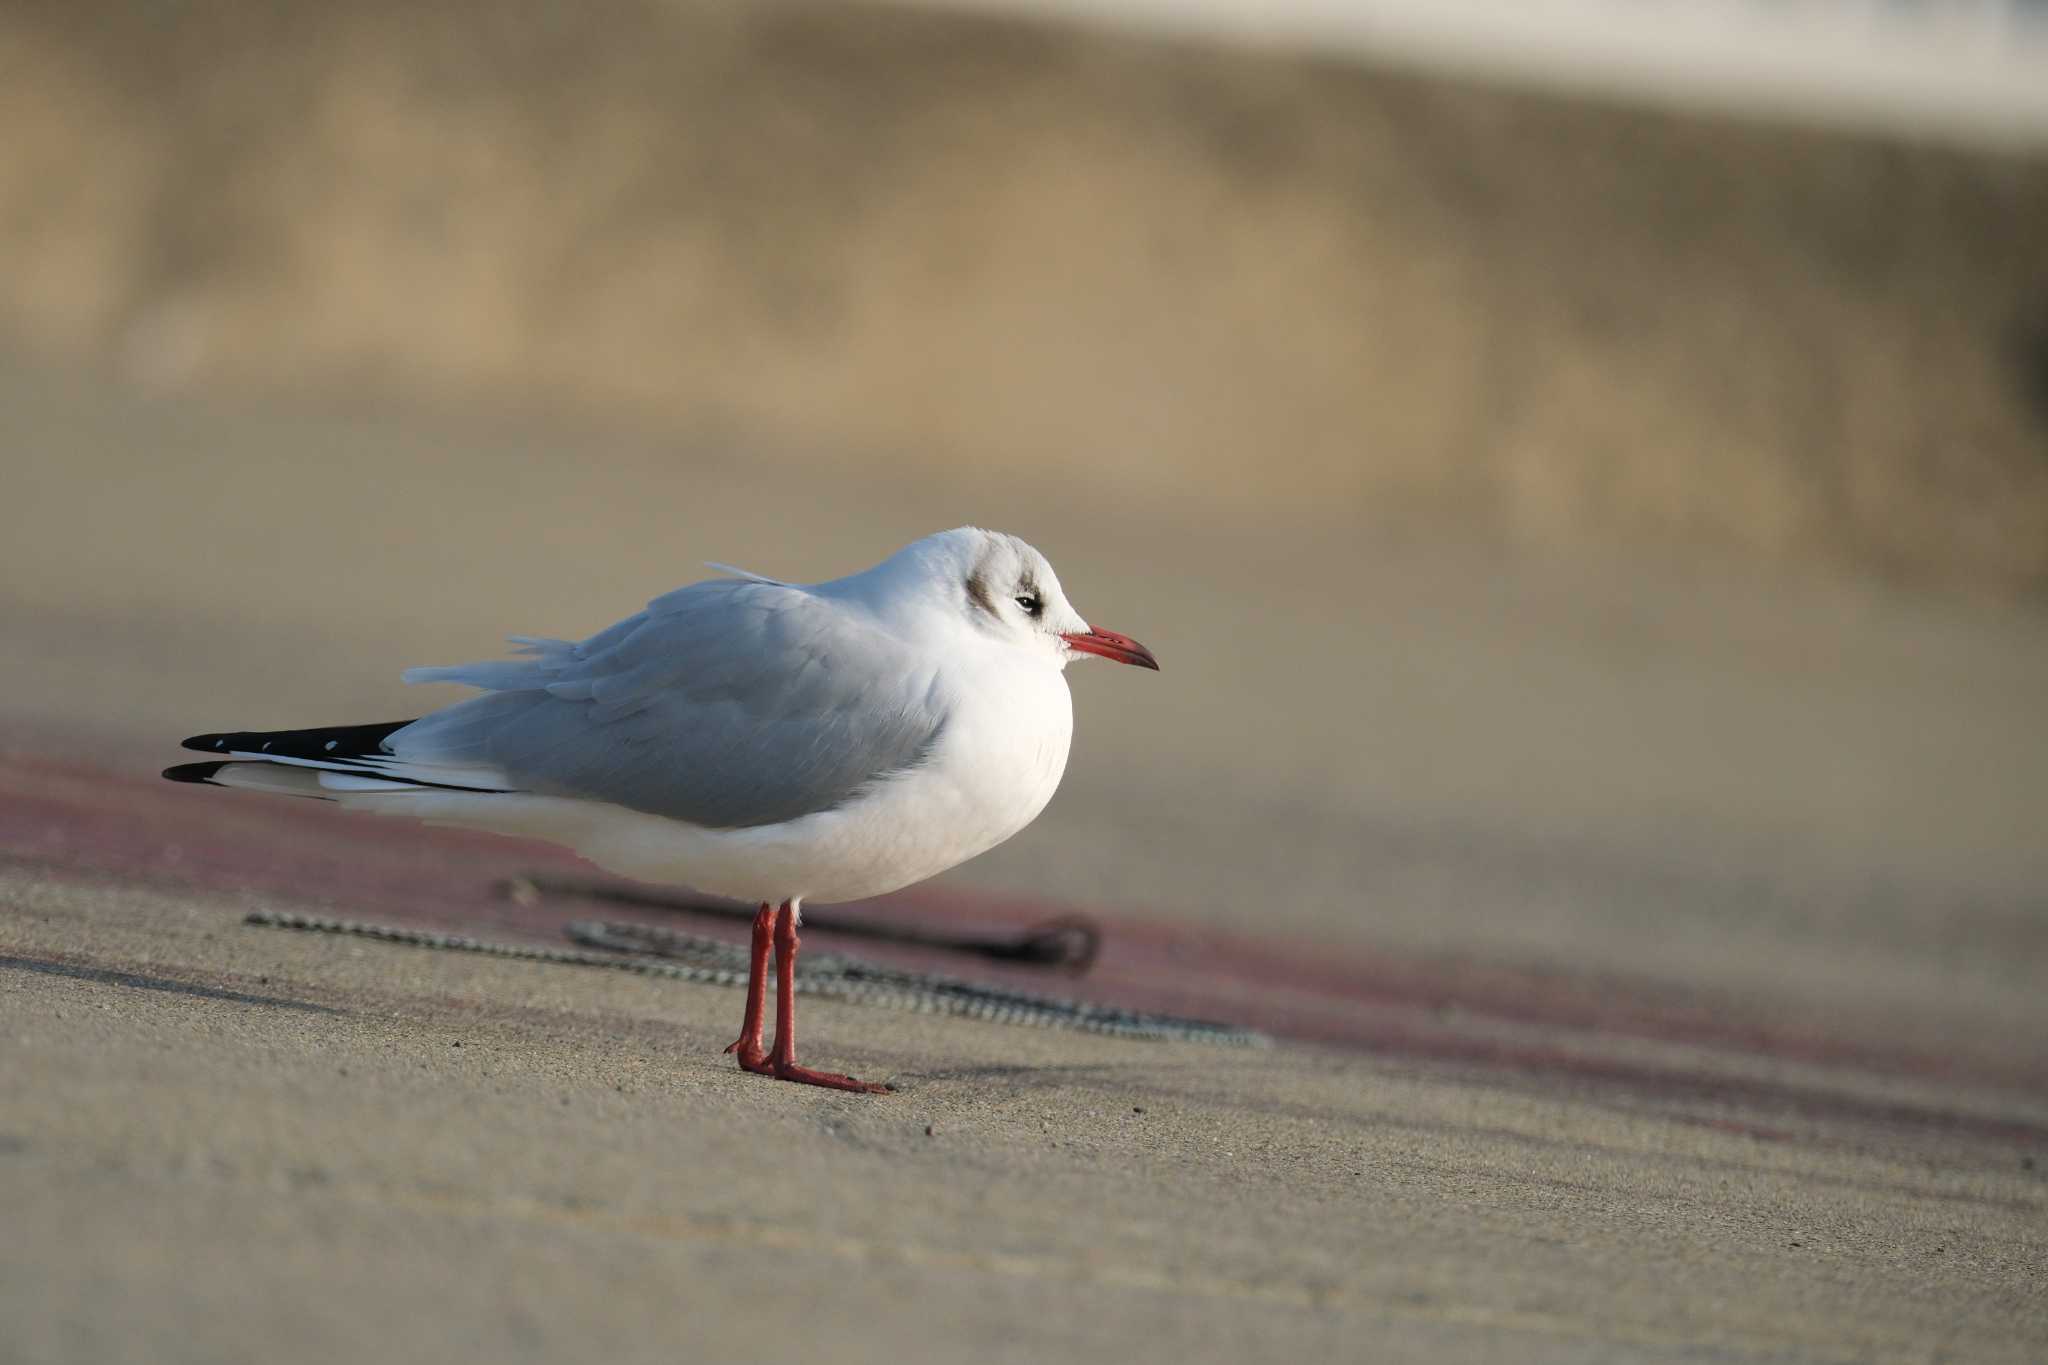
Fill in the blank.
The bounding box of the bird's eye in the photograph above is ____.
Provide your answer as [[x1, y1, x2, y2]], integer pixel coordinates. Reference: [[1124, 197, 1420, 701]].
[[1015, 594, 1043, 618]]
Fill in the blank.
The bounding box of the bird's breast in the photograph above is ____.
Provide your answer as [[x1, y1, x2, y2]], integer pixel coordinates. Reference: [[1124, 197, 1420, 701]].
[[919, 664, 1074, 853]]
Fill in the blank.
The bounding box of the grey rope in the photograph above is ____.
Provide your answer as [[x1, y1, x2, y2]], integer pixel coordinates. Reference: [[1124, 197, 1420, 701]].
[[244, 910, 1267, 1046], [499, 876, 1103, 971]]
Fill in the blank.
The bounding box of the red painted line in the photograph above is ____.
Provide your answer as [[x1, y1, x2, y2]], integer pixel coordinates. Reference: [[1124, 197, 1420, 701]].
[[4, 754, 2044, 1153]]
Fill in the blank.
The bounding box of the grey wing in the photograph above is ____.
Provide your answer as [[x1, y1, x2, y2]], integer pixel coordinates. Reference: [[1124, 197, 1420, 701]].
[[388, 580, 945, 828]]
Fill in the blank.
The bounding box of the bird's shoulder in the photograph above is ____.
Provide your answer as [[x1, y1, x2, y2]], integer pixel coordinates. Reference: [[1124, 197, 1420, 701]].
[[581, 578, 934, 712]]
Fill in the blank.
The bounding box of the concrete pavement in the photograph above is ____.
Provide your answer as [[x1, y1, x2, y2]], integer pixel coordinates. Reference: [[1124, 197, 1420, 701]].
[[3, 364, 2045, 1361]]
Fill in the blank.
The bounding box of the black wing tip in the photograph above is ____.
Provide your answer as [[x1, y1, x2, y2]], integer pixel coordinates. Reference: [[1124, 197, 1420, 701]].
[[163, 761, 229, 785], [178, 719, 418, 760]]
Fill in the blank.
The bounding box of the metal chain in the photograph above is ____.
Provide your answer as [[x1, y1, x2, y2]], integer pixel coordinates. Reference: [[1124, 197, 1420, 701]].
[[244, 909, 1268, 1047]]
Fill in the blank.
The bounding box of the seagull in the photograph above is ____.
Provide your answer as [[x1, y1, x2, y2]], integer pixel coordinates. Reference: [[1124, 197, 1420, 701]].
[[163, 527, 1159, 1093]]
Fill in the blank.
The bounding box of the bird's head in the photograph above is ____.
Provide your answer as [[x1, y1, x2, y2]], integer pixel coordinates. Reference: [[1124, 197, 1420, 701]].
[[863, 528, 1159, 672]]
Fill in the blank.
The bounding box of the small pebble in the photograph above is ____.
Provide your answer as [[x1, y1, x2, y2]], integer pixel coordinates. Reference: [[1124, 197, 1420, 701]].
[[924, 1124, 935, 1137]]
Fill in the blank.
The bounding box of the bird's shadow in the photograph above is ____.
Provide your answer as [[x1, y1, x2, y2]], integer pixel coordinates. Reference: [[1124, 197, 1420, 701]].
[[0, 954, 346, 1016]]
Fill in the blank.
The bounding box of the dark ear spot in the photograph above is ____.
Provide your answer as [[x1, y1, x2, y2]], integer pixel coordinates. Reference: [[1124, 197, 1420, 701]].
[[965, 572, 997, 618]]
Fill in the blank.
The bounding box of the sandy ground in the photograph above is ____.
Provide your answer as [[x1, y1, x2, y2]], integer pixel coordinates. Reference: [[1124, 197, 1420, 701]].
[[5, 862, 2044, 1365], [3, 362, 2047, 1361]]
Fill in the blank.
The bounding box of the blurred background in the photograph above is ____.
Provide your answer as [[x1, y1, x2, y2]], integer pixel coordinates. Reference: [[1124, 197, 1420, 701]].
[[4, 0, 2046, 1054]]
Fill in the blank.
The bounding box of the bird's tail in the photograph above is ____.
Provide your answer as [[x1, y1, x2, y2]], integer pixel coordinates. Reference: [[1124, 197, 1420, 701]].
[[162, 719, 509, 800]]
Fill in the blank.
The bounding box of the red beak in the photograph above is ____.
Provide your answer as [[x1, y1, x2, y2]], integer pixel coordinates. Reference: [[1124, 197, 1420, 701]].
[[1060, 625, 1160, 670]]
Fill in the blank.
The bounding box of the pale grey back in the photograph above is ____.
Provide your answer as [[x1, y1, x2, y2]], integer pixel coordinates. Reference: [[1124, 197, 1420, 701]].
[[392, 579, 947, 829]]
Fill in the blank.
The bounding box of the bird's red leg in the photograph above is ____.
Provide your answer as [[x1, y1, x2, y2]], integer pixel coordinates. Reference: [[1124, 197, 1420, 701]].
[[765, 902, 892, 1093], [723, 902, 775, 1073]]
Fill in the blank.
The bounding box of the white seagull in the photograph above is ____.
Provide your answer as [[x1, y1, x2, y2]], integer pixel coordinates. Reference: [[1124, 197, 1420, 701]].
[[165, 527, 1158, 1093]]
